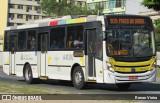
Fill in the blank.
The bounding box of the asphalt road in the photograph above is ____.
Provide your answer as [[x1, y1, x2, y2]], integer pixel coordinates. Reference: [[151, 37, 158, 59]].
[[1, 67, 160, 95]]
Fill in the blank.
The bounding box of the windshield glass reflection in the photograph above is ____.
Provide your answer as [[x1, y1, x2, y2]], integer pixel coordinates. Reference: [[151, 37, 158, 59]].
[[106, 29, 155, 57]]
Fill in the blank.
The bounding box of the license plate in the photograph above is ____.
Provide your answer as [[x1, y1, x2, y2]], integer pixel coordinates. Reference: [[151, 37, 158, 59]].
[[129, 76, 138, 80]]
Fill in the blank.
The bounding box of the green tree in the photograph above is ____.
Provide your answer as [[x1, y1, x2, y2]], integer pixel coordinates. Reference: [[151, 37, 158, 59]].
[[39, 0, 103, 17], [141, 0, 160, 29], [141, 0, 160, 11], [155, 19, 160, 29], [39, 0, 69, 17], [141, 0, 160, 43], [154, 20, 160, 43], [87, 4, 104, 15]]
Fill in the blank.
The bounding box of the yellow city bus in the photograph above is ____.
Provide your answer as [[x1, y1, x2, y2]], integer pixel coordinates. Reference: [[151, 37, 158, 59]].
[[3, 15, 156, 89]]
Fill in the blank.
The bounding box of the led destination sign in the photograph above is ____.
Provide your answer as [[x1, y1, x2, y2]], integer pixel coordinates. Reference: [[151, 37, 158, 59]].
[[107, 17, 147, 25]]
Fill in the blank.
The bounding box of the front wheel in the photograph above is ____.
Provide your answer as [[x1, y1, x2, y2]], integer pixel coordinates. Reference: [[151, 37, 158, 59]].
[[72, 66, 86, 89], [116, 83, 131, 90], [24, 64, 37, 84]]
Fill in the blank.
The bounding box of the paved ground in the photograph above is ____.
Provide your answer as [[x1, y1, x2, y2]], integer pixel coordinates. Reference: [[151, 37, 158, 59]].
[[0, 68, 160, 102], [1, 68, 160, 94]]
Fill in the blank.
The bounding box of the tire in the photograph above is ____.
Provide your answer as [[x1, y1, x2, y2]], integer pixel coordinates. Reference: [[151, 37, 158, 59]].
[[24, 64, 36, 84], [116, 83, 131, 90], [72, 66, 86, 89]]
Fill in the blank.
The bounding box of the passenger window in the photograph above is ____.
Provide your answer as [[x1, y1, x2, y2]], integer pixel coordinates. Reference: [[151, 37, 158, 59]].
[[67, 25, 83, 49], [18, 31, 27, 50], [27, 30, 36, 50], [4, 32, 10, 51], [50, 27, 65, 50]]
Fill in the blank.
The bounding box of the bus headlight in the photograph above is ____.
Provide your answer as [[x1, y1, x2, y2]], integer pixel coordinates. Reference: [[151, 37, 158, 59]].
[[106, 61, 114, 72], [151, 62, 156, 70]]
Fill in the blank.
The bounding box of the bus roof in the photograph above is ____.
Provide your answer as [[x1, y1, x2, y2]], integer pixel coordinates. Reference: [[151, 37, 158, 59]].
[[5, 14, 151, 31], [5, 15, 104, 31]]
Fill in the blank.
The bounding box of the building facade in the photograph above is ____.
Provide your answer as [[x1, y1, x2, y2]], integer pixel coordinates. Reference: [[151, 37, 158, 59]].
[[125, 0, 160, 21], [0, 0, 8, 38], [7, 0, 46, 26], [0, 0, 46, 35], [0, 0, 46, 51], [69, 0, 86, 7], [125, 0, 149, 15], [139, 11, 160, 21], [0, 35, 3, 66], [57, 0, 86, 8], [87, 0, 125, 14], [0, 35, 3, 51]]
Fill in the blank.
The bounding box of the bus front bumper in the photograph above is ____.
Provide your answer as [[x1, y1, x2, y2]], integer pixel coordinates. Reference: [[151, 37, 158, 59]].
[[105, 69, 156, 84]]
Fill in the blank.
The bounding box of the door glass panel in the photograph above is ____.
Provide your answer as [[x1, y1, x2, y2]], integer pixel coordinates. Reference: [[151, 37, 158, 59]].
[[11, 35, 17, 52], [41, 34, 48, 52], [87, 29, 96, 77]]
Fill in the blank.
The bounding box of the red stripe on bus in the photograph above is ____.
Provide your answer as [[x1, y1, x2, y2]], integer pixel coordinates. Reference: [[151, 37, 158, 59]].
[[49, 21, 58, 26]]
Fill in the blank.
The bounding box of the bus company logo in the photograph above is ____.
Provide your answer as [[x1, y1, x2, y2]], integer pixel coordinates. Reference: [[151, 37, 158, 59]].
[[20, 53, 33, 60], [2, 95, 11, 100], [131, 67, 135, 73]]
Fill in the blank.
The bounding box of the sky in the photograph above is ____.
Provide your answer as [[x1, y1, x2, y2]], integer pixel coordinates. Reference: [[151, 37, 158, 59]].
[[125, 0, 151, 14]]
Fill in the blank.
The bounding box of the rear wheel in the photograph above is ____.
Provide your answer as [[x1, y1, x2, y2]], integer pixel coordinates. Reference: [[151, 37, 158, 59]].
[[72, 66, 86, 89], [116, 83, 131, 90], [24, 64, 37, 84]]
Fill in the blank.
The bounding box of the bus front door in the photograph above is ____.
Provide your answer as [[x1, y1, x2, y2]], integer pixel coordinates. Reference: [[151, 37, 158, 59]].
[[10, 35, 17, 75], [86, 29, 96, 80], [40, 33, 48, 78]]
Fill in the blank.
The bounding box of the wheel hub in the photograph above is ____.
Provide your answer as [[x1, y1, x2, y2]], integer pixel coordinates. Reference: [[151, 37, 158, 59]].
[[25, 68, 31, 81], [75, 72, 82, 85]]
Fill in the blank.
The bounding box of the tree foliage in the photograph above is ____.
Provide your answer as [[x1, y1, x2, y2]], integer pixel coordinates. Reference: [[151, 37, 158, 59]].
[[142, 0, 160, 29], [155, 27, 160, 44], [141, 0, 160, 11], [39, 0, 103, 17], [39, 0, 67, 17], [155, 19, 160, 42], [141, 0, 160, 28], [141, 0, 160, 43], [155, 19, 160, 29]]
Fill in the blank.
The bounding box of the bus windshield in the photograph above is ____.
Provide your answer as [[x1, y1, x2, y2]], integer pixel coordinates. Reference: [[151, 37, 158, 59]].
[[106, 29, 155, 57]]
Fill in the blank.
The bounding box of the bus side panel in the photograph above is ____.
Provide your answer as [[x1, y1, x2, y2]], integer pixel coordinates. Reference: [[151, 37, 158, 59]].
[[103, 70, 116, 83], [37, 51, 41, 78], [84, 55, 88, 82], [47, 51, 85, 80], [30, 65, 38, 78], [103, 41, 116, 84], [103, 61, 116, 84], [3, 52, 10, 75], [47, 51, 71, 80], [58, 51, 85, 80], [46, 51, 59, 79], [95, 59, 103, 83], [15, 52, 38, 78]]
